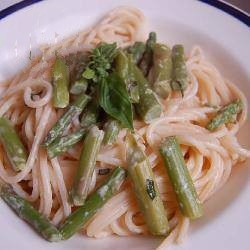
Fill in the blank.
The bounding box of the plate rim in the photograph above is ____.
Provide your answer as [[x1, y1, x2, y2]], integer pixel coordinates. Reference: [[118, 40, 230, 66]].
[[0, 0, 249, 26]]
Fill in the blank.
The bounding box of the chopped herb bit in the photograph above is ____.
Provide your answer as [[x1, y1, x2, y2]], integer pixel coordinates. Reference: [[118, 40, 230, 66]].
[[146, 179, 156, 200], [98, 168, 111, 175], [204, 103, 220, 109]]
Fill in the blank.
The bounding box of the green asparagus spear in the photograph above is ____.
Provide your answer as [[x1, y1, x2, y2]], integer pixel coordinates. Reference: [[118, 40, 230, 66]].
[[80, 101, 100, 128], [137, 86, 162, 123], [139, 32, 156, 76], [43, 94, 91, 147], [64, 51, 89, 82], [129, 84, 140, 103], [127, 41, 146, 64], [0, 117, 27, 171], [127, 54, 140, 103], [70, 126, 104, 206], [103, 119, 121, 146], [0, 184, 61, 242], [151, 43, 173, 98], [60, 166, 126, 239], [115, 50, 129, 82], [133, 65, 162, 123], [171, 45, 188, 95], [160, 136, 203, 219], [64, 51, 89, 95], [206, 99, 243, 131], [47, 128, 86, 159], [126, 133, 169, 236], [70, 78, 88, 95], [115, 51, 140, 103], [52, 58, 70, 108]]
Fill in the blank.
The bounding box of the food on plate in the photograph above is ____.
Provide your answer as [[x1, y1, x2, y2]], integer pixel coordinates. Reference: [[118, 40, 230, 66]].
[[0, 6, 249, 249]]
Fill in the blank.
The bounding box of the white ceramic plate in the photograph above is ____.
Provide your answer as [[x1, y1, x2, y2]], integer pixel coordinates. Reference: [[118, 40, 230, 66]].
[[0, 1, 249, 250]]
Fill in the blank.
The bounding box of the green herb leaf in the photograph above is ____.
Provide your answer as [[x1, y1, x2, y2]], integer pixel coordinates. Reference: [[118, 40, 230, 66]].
[[99, 73, 133, 130], [82, 67, 95, 80], [84, 43, 118, 83], [146, 179, 156, 200]]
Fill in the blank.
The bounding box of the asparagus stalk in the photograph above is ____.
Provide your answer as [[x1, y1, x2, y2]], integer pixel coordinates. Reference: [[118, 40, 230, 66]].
[[70, 126, 104, 206], [65, 51, 89, 81], [126, 133, 169, 236], [151, 43, 173, 99], [139, 32, 157, 76], [60, 166, 126, 239], [127, 41, 146, 64], [43, 94, 91, 146], [65, 51, 89, 95], [129, 84, 140, 104], [47, 128, 86, 159], [127, 54, 140, 103], [103, 119, 121, 146], [133, 65, 162, 123], [206, 99, 243, 131], [52, 58, 70, 108], [171, 45, 188, 95], [0, 184, 61, 242], [0, 117, 27, 171], [80, 100, 100, 128], [115, 50, 129, 82], [115, 51, 139, 103], [70, 78, 88, 95], [160, 136, 203, 219]]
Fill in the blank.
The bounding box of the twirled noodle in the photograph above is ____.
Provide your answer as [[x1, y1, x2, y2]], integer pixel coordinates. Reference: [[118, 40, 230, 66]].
[[0, 6, 249, 250]]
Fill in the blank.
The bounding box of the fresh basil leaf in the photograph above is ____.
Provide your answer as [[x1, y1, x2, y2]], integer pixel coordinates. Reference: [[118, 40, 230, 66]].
[[99, 73, 133, 130]]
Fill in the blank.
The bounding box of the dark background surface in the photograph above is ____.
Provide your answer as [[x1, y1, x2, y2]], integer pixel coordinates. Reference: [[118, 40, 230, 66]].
[[227, 0, 250, 13]]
